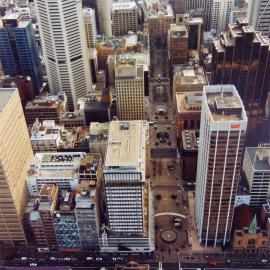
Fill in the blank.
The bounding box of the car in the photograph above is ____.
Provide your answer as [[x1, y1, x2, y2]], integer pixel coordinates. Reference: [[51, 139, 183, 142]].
[[96, 257, 103, 261], [50, 257, 56, 261], [21, 257, 28, 261], [174, 222, 181, 228], [30, 263, 37, 267], [208, 260, 217, 266], [174, 218, 182, 223], [262, 259, 268, 263], [86, 257, 93, 261], [64, 257, 70, 261]]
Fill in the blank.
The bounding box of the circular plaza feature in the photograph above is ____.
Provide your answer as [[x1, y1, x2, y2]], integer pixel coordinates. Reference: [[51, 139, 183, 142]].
[[160, 229, 178, 244], [156, 131, 169, 143]]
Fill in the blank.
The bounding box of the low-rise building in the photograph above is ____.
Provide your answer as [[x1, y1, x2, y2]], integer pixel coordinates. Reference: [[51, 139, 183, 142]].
[[233, 215, 269, 254], [95, 33, 149, 70], [173, 65, 207, 96], [144, 0, 174, 40], [180, 130, 199, 182], [31, 120, 61, 153], [174, 91, 202, 137], [89, 122, 110, 159], [25, 92, 67, 126], [54, 191, 81, 251], [30, 120, 90, 153], [27, 184, 59, 251], [26, 152, 102, 196], [82, 87, 111, 126]]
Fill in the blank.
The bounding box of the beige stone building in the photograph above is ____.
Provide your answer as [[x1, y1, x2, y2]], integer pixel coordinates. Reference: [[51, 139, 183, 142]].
[[115, 58, 145, 120], [233, 216, 269, 254], [174, 91, 202, 136], [0, 88, 34, 247], [112, 2, 138, 36], [173, 65, 208, 95]]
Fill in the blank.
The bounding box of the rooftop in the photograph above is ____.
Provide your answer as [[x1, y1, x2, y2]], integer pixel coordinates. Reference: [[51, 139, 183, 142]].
[[26, 92, 66, 109], [174, 65, 207, 86], [181, 130, 199, 151], [246, 147, 270, 171], [105, 121, 147, 167], [0, 88, 16, 112], [39, 184, 56, 196], [144, 1, 174, 19], [112, 2, 137, 10], [205, 85, 246, 122], [115, 59, 144, 79], [169, 24, 188, 38], [175, 92, 202, 114]]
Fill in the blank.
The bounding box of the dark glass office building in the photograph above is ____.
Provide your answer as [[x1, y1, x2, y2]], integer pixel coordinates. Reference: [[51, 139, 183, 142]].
[[212, 19, 270, 145], [0, 13, 42, 93]]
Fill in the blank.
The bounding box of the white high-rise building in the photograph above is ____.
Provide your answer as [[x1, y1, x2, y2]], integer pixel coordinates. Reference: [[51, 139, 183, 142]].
[[102, 120, 154, 252], [248, 0, 270, 37], [35, 0, 92, 110], [211, 0, 234, 32], [196, 85, 247, 246], [83, 8, 97, 48], [97, 0, 112, 37], [243, 147, 270, 207]]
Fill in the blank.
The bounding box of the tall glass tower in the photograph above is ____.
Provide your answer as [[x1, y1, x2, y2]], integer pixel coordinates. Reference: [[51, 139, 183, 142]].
[[0, 13, 42, 93]]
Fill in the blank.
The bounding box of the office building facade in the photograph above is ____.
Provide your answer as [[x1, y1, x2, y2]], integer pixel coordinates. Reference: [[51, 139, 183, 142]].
[[212, 19, 270, 145], [83, 8, 97, 48], [115, 58, 145, 120], [102, 121, 154, 252], [211, 0, 234, 32], [97, 0, 112, 37], [196, 85, 247, 246], [168, 24, 189, 65], [75, 189, 100, 251], [112, 2, 138, 36], [243, 147, 270, 207], [35, 0, 92, 110], [0, 88, 34, 247], [0, 13, 42, 93], [248, 0, 270, 37]]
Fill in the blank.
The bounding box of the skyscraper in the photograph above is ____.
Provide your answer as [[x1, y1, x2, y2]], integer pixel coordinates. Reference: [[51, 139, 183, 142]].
[[35, 0, 92, 110], [0, 88, 34, 247], [102, 120, 154, 252], [242, 147, 270, 207], [112, 2, 138, 37], [115, 58, 145, 120], [211, 0, 234, 32], [212, 19, 270, 145], [83, 8, 97, 48], [196, 85, 247, 246], [97, 0, 112, 37], [248, 0, 270, 37], [184, 0, 212, 30], [0, 13, 42, 93]]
